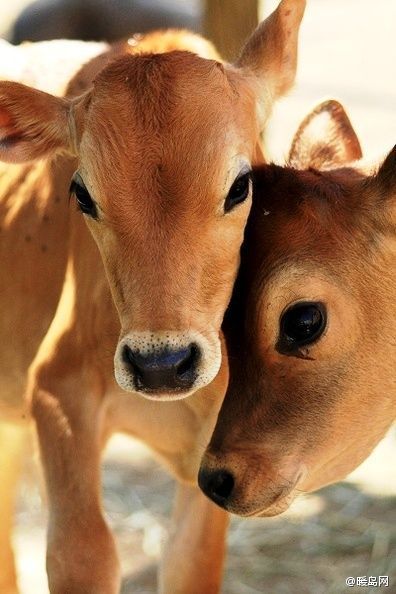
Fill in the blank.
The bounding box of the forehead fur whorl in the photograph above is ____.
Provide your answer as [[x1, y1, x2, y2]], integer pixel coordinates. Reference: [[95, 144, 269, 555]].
[[249, 163, 382, 273], [88, 51, 243, 144], [93, 50, 229, 103], [253, 164, 346, 217], [254, 162, 396, 255], [255, 163, 372, 218]]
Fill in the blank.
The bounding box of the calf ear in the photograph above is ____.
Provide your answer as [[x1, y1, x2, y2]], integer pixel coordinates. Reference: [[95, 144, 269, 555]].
[[0, 81, 73, 163], [236, 0, 306, 129], [289, 99, 363, 169]]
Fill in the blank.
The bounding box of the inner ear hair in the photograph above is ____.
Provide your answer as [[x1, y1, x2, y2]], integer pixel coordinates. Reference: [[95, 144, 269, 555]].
[[288, 100, 363, 170], [0, 81, 73, 163], [235, 0, 306, 131]]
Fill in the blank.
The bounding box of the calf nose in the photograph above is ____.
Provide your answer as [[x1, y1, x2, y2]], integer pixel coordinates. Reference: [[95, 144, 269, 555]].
[[198, 467, 235, 508], [123, 343, 199, 391]]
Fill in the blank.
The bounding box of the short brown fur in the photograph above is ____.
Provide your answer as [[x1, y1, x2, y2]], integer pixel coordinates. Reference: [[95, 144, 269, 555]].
[[0, 2, 305, 592], [201, 100, 396, 518]]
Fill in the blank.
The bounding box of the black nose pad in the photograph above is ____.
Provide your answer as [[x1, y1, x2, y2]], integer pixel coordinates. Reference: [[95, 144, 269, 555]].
[[198, 467, 235, 507], [123, 343, 199, 391]]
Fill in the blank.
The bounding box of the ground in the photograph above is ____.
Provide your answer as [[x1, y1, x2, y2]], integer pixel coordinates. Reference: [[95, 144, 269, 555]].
[[2, 0, 396, 593], [15, 429, 396, 594]]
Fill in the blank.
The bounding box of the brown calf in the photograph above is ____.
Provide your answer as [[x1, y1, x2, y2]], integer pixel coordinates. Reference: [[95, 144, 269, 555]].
[[200, 100, 396, 518], [0, 2, 306, 593]]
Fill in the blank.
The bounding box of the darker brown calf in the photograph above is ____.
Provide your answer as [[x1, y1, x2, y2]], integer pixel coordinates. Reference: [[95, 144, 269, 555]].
[[200, 100, 396, 517]]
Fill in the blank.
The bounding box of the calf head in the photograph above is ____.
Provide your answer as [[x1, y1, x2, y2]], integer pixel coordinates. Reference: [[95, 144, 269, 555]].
[[0, 0, 305, 399], [200, 100, 396, 515]]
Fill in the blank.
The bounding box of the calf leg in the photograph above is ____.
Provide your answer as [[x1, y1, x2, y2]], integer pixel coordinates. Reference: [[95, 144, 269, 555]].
[[31, 369, 120, 594], [0, 422, 28, 594], [159, 482, 229, 594]]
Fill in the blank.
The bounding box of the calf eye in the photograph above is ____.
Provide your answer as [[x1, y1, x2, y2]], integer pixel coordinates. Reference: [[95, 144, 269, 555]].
[[224, 171, 251, 212], [278, 302, 327, 353], [70, 173, 97, 218]]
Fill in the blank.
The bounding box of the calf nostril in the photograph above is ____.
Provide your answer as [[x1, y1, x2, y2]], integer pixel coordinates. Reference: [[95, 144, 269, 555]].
[[122, 344, 138, 370], [210, 470, 235, 500], [121, 342, 200, 391], [198, 468, 235, 506], [176, 343, 199, 378]]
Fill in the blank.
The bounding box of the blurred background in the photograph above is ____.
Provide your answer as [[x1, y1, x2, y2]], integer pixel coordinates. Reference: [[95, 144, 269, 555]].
[[0, 1, 395, 593]]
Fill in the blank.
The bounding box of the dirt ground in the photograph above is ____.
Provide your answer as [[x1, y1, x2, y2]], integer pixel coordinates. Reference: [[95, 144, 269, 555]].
[[2, 0, 396, 593]]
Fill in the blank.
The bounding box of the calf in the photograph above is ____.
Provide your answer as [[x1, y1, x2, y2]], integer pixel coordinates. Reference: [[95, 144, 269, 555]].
[[200, 100, 396, 518], [0, 2, 306, 593]]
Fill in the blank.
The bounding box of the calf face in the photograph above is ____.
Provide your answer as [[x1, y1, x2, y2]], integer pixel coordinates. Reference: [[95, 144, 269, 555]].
[[0, 0, 305, 399], [200, 100, 396, 515]]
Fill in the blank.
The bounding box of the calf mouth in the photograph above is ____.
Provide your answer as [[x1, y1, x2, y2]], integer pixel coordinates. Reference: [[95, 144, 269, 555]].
[[244, 488, 298, 518], [198, 454, 307, 517]]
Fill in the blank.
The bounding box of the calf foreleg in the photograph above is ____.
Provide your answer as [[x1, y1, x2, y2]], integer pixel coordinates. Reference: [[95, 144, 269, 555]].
[[0, 422, 28, 594], [30, 364, 120, 594], [159, 482, 229, 594]]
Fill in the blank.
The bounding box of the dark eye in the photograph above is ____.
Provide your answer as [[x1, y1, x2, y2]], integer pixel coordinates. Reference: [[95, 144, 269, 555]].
[[69, 173, 97, 218], [224, 171, 251, 212], [278, 302, 327, 353]]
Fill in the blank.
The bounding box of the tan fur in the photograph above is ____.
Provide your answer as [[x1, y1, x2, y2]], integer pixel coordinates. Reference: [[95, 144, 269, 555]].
[[0, 2, 305, 592], [201, 100, 396, 518]]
